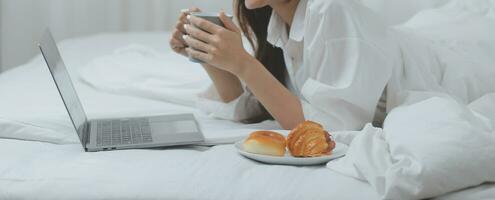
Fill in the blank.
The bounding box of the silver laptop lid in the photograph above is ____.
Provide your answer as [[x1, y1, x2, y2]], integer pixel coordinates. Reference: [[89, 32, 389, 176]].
[[38, 29, 89, 147]]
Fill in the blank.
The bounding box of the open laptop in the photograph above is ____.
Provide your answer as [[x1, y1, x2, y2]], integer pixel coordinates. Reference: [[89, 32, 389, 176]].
[[38, 29, 205, 152]]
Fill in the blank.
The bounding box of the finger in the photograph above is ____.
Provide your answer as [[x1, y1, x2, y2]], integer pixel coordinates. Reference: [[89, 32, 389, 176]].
[[172, 29, 187, 44], [189, 7, 201, 12], [184, 24, 215, 44], [183, 35, 212, 53], [176, 20, 187, 33], [179, 9, 189, 20], [180, 7, 200, 15], [186, 47, 211, 63], [180, 7, 200, 22], [176, 12, 190, 34], [170, 34, 186, 48], [178, 9, 193, 26], [170, 38, 186, 53], [177, 12, 196, 33], [219, 11, 239, 33], [188, 15, 223, 34]]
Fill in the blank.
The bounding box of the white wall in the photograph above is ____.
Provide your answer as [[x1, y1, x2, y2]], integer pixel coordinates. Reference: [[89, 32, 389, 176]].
[[0, 0, 232, 72]]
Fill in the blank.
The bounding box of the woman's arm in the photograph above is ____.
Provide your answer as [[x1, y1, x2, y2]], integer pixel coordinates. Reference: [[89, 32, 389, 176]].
[[183, 13, 305, 129], [201, 63, 244, 103], [237, 58, 305, 129]]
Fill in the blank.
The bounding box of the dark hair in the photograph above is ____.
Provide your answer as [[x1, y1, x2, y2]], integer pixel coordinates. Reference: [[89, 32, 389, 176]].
[[235, 0, 287, 123]]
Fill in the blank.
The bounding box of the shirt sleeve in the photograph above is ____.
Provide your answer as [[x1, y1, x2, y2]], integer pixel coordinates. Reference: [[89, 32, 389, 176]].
[[195, 84, 265, 121], [301, 37, 392, 131]]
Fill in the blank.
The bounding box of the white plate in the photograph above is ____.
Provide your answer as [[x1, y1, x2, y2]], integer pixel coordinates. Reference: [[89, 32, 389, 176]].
[[235, 140, 348, 166]]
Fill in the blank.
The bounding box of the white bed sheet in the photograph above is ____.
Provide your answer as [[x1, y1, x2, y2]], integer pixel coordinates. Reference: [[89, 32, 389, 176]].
[[0, 32, 379, 199], [0, 139, 379, 200]]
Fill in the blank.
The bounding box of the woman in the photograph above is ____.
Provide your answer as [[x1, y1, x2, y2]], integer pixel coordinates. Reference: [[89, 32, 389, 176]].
[[169, 0, 393, 130]]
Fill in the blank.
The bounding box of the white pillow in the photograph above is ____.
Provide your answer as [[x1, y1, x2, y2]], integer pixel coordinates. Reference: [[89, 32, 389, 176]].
[[391, 0, 495, 104], [380, 96, 495, 199], [328, 94, 495, 199]]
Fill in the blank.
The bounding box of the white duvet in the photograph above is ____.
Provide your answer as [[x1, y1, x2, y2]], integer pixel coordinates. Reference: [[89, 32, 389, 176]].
[[80, 44, 211, 108], [1, 1, 495, 199], [329, 94, 495, 199], [328, 1, 495, 199]]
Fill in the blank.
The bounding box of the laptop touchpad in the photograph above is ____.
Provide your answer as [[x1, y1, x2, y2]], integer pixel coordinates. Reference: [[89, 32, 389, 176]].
[[151, 120, 199, 135]]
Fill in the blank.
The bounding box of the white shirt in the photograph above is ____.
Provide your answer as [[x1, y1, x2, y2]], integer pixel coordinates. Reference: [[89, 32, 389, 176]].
[[197, 0, 393, 131]]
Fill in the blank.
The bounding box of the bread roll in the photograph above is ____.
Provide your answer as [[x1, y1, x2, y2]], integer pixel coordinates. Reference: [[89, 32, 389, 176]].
[[287, 121, 336, 157], [243, 131, 286, 156]]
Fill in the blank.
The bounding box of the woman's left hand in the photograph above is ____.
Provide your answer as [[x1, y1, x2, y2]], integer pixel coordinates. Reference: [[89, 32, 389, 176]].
[[183, 12, 254, 76]]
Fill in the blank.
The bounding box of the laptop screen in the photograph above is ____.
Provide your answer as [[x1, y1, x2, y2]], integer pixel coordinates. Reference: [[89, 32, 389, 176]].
[[39, 30, 88, 146]]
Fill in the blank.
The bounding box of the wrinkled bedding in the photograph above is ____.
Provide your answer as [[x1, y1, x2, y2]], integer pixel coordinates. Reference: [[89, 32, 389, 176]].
[[327, 1, 495, 199], [0, 32, 381, 200]]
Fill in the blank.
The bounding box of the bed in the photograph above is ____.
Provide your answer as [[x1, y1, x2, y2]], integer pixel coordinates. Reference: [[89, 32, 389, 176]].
[[0, 32, 384, 200], [1, 1, 495, 199]]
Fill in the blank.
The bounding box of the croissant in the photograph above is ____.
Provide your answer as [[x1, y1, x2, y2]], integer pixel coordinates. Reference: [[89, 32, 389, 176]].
[[287, 121, 336, 157]]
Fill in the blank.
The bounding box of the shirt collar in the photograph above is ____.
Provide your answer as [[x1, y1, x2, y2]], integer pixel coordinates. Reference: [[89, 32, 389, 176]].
[[267, 0, 307, 47]]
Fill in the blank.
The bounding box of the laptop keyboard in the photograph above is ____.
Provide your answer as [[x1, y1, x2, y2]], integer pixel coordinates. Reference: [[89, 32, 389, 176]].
[[96, 118, 153, 146]]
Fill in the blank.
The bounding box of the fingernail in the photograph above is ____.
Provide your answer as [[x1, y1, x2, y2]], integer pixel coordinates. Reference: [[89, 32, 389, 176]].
[[183, 24, 188, 30], [180, 8, 189, 13], [187, 15, 191, 20], [182, 35, 188, 40]]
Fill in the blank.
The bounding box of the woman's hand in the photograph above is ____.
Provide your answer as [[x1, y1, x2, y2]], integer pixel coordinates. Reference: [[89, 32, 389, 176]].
[[170, 10, 245, 103], [169, 7, 200, 57], [183, 12, 254, 76]]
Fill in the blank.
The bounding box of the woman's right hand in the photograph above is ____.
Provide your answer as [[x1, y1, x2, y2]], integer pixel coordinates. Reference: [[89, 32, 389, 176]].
[[169, 7, 200, 57]]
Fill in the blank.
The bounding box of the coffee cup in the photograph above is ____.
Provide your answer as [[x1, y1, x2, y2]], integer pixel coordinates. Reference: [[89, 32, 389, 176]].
[[186, 12, 233, 63]]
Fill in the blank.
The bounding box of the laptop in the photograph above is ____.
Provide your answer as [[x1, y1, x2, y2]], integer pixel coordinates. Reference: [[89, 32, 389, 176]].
[[38, 30, 205, 152]]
